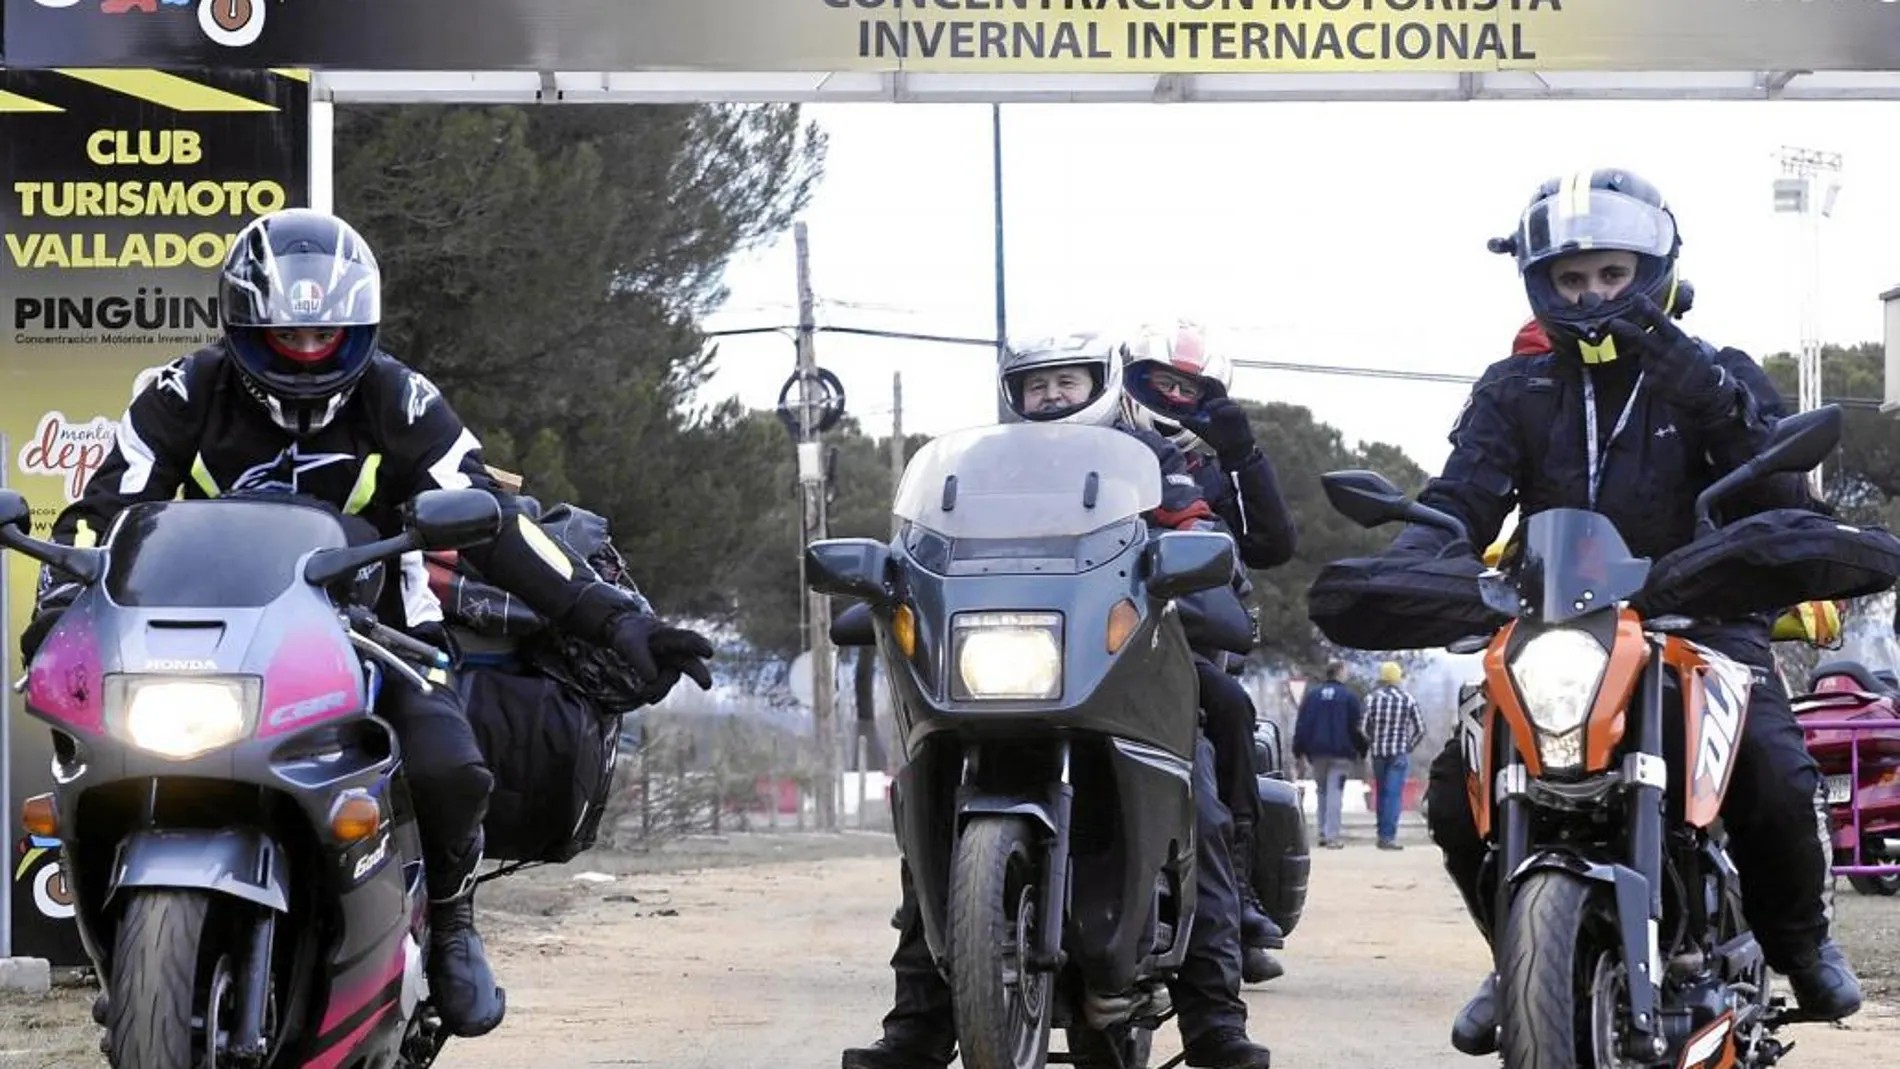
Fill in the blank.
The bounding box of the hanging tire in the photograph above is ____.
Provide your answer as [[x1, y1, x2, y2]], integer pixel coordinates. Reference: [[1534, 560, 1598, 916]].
[[1497, 871, 1623, 1069], [950, 817, 1056, 1069], [105, 889, 215, 1069]]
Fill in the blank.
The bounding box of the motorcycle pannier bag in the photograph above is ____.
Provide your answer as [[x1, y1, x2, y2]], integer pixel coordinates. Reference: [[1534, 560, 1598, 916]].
[[1252, 777, 1309, 937], [459, 667, 621, 864], [1635, 509, 1900, 621], [1306, 553, 1509, 651]]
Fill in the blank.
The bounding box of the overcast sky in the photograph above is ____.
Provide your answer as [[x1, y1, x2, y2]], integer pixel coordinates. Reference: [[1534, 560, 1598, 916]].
[[697, 100, 1900, 476]]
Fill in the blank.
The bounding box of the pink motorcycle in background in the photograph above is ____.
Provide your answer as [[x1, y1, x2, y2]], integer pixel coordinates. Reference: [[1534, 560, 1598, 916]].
[[1795, 657, 1900, 896]]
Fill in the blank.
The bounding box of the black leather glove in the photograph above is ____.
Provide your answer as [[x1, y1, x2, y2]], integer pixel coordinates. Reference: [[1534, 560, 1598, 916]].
[[627, 664, 684, 709], [19, 608, 63, 664], [1607, 293, 1731, 419], [1174, 380, 1257, 465], [606, 611, 715, 692]]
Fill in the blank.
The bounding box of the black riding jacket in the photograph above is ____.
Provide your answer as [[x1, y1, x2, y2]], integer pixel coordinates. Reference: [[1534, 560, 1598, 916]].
[[35, 343, 639, 642], [1391, 341, 1811, 664]]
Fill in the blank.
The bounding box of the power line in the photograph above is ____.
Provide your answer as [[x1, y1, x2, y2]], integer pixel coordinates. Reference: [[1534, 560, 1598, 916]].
[[706, 327, 1892, 411], [1230, 357, 1479, 386]]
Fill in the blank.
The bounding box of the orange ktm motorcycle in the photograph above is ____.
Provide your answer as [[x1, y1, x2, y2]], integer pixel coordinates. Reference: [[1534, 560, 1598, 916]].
[[1311, 405, 1893, 1069]]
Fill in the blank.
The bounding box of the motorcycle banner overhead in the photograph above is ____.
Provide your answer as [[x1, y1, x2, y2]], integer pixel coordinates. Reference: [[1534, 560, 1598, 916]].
[[0, 67, 311, 964], [3, 0, 1900, 73]]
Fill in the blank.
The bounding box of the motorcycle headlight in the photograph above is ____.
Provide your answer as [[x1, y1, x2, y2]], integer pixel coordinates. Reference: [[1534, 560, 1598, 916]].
[[106, 676, 261, 761], [950, 612, 1063, 701], [1508, 629, 1607, 771]]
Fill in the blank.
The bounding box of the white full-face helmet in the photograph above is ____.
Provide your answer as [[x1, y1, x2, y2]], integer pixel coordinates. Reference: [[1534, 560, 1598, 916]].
[[999, 332, 1128, 427], [1120, 320, 1234, 454]]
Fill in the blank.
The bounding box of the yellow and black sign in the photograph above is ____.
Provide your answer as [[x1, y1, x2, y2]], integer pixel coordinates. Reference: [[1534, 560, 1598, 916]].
[[4, 0, 1900, 73], [1, 66, 308, 965]]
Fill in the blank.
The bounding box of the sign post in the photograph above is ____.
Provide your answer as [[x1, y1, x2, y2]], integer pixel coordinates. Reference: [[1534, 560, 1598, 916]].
[[0, 67, 310, 966]]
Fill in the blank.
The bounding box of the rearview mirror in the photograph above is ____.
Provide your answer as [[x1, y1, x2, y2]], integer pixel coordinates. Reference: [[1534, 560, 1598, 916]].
[[1754, 405, 1842, 479], [1321, 469, 1470, 544], [0, 490, 28, 534], [1693, 405, 1843, 533], [410, 489, 504, 552], [0, 489, 103, 584], [805, 538, 892, 603], [1321, 470, 1411, 529], [1144, 530, 1236, 601], [830, 602, 877, 647]]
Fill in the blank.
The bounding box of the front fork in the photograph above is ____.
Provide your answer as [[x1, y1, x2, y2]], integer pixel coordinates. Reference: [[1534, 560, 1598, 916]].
[[229, 910, 277, 1060], [121, 779, 281, 1062], [1492, 641, 1670, 1057]]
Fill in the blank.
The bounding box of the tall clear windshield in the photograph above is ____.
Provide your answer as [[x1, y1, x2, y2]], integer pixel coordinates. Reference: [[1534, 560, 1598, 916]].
[[1479, 508, 1652, 625], [893, 423, 1162, 540], [105, 499, 350, 608]]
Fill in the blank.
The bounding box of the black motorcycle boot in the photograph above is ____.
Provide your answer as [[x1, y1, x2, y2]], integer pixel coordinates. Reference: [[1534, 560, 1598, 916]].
[[1242, 945, 1285, 984], [1785, 939, 1863, 1021], [1182, 1026, 1272, 1069], [1229, 820, 1279, 950], [1450, 973, 1499, 1056], [426, 836, 506, 1038], [840, 1032, 955, 1069]]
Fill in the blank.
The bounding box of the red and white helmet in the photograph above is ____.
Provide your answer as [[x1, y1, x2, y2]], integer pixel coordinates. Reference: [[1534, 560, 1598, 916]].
[[1120, 321, 1234, 454]]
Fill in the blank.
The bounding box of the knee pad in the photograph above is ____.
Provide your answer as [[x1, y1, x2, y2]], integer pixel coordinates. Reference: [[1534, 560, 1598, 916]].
[[410, 761, 495, 826]]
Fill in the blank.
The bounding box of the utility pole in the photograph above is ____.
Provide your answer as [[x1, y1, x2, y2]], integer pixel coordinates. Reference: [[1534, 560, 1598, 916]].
[[793, 222, 839, 831], [992, 103, 1012, 422], [890, 372, 906, 537]]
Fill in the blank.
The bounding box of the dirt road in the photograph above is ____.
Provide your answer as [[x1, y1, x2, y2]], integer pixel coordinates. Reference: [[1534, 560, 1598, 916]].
[[5, 823, 1898, 1068], [444, 823, 1900, 1069]]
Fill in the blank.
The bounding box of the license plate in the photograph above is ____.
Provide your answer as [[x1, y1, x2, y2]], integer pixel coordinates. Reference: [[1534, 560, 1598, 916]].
[[1826, 774, 1853, 805]]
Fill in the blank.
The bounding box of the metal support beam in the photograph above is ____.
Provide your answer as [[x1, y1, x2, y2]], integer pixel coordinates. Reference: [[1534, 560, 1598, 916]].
[[310, 69, 1900, 104]]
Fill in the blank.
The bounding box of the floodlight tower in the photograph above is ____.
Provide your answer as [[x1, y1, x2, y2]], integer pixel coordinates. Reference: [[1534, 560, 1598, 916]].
[[1771, 146, 1843, 496]]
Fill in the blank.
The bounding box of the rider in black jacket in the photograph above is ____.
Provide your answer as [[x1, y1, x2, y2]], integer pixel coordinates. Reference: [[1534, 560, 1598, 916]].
[[1383, 169, 1862, 1055], [1121, 322, 1298, 983], [18, 209, 716, 1039]]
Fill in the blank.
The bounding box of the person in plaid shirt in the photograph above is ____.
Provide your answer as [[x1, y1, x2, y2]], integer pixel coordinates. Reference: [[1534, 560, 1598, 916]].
[[1363, 662, 1427, 850]]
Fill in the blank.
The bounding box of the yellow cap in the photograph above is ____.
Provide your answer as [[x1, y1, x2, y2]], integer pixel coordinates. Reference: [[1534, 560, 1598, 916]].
[[1773, 600, 1844, 648], [1482, 538, 1509, 569], [1379, 661, 1403, 685]]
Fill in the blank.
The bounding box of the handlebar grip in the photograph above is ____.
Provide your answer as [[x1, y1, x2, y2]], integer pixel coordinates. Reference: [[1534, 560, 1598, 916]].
[[371, 622, 449, 667], [345, 606, 448, 668]]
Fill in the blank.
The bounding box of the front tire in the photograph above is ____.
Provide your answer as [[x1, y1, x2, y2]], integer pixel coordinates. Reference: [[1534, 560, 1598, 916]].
[[105, 890, 215, 1069], [1497, 871, 1623, 1069], [1846, 838, 1900, 896], [1848, 872, 1899, 896], [950, 817, 1055, 1069]]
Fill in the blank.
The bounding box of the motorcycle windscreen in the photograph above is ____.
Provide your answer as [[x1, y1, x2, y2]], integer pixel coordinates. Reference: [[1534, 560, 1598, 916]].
[[892, 423, 1162, 541], [1479, 508, 1651, 626], [105, 499, 351, 609]]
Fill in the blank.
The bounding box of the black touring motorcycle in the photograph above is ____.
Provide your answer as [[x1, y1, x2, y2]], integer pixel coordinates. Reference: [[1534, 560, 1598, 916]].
[[807, 422, 1295, 1069]]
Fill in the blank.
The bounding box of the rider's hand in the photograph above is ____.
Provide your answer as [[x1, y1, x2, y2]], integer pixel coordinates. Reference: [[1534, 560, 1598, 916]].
[[607, 611, 715, 691], [1607, 293, 1730, 418], [628, 665, 684, 709], [1175, 381, 1258, 464]]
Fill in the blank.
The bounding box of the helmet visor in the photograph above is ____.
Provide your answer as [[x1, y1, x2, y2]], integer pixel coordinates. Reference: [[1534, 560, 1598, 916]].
[[222, 251, 381, 329], [1514, 189, 1676, 273], [1006, 358, 1106, 421]]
